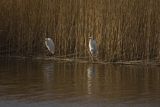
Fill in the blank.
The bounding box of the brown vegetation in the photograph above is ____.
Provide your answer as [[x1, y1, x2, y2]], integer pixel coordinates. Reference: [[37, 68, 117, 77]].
[[0, 0, 160, 61]]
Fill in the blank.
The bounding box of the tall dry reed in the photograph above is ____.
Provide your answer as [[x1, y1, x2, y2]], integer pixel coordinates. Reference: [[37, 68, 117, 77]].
[[0, 0, 160, 61]]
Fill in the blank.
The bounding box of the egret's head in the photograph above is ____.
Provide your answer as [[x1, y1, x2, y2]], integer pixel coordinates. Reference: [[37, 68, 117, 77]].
[[89, 36, 93, 39], [45, 38, 51, 41]]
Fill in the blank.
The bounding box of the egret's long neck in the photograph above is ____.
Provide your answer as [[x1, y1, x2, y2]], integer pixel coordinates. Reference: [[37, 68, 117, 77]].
[[89, 38, 93, 49], [89, 38, 93, 42]]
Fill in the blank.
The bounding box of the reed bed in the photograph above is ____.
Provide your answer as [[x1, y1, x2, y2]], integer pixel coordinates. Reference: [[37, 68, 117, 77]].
[[0, 0, 160, 61]]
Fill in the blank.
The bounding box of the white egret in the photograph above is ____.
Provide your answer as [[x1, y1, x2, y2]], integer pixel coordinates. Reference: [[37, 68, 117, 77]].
[[45, 38, 55, 54], [89, 37, 97, 57]]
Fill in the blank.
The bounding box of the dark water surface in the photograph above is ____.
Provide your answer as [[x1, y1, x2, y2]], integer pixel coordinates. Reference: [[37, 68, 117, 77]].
[[0, 58, 160, 107]]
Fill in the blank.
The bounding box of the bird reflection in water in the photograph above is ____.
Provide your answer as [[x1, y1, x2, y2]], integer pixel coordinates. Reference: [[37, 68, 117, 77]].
[[43, 62, 55, 83], [87, 64, 96, 95]]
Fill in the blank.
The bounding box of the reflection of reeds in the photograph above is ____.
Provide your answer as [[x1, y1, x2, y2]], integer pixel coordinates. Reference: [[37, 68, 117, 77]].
[[0, 0, 159, 61]]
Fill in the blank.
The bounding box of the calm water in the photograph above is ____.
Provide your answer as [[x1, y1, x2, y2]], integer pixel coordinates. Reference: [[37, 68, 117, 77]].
[[0, 58, 160, 107]]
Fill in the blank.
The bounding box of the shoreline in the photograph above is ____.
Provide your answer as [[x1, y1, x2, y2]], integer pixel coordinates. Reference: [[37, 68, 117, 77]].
[[0, 55, 160, 66]]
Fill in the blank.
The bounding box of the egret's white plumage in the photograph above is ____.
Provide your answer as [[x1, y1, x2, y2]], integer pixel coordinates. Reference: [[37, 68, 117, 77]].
[[45, 38, 55, 54], [89, 37, 97, 56]]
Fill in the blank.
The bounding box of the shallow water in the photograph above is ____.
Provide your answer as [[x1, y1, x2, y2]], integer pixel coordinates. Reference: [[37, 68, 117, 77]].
[[0, 58, 160, 107]]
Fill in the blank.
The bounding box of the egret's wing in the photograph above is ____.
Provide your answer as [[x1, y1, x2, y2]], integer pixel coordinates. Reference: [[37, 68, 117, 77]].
[[89, 39, 97, 55], [45, 38, 55, 54], [92, 40, 97, 51]]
